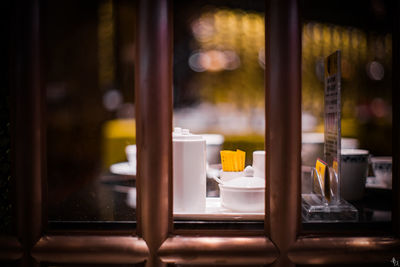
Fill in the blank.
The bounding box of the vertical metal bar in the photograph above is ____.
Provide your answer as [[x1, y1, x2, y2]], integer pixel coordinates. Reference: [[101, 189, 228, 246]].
[[265, 0, 301, 266], [135, 0, 172, 266], [393, 0, 400, 236], [14, 0, 44, 266]]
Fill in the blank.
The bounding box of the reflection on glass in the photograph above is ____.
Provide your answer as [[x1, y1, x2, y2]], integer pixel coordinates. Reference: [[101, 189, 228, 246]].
[[173, 1, 265, 222], [45, 0, 136, 222], [301, 0, 392, 227], [0, 69, 12, 233]]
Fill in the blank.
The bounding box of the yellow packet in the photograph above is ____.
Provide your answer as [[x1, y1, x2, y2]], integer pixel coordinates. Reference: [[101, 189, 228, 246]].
[[313, 158, 330, 201], [233, 152, 240, 172], [220, 150, 233, 171], [220, 150, 246, 172], [236, 149, 245, 171], [220, 151, 228, 171]]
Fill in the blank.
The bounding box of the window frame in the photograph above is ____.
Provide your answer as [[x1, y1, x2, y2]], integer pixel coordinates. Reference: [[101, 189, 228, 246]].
[[3, 0, 400, 266]]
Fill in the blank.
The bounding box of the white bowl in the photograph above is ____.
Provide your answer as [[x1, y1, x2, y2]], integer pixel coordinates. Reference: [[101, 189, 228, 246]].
[[220, 171, 245, 182], [219, 177, 265, 212]]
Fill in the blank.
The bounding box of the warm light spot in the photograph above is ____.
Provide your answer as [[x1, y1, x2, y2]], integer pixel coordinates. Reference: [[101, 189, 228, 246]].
[[370, 98, 388, 118], [189, 50, 241, 72], [366, 61, 385, 81]]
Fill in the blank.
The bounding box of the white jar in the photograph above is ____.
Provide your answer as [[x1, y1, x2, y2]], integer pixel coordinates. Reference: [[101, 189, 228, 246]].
[[173, 128, 206, 213]]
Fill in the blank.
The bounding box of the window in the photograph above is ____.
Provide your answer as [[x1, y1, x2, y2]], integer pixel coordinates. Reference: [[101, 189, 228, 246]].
[[172, 0, 266, 229], [301, 0, 393, 232], [44, 0, 137, 225], [4, 0, 400, 266]]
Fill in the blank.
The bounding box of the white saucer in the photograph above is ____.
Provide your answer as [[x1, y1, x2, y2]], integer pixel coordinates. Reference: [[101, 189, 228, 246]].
[[110, 162, 136, 176], [366, 177, 391, 190], [174, 197, 264, 220]]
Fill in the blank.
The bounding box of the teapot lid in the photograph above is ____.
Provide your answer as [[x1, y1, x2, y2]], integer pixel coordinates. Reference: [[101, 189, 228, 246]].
[[221, 176, 265, 189]]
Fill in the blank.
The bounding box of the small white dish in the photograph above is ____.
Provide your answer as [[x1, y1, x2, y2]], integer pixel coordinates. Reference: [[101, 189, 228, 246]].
[[110, 162, 136, 176], [173, 197, 264, 220]]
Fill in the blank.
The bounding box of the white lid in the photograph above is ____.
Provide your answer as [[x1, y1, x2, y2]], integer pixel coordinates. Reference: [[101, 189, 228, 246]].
[[341, 148, 369, 155], [173, 127, 204, 141], [371, 156, 392, 163], [221, 176, 265, 189]]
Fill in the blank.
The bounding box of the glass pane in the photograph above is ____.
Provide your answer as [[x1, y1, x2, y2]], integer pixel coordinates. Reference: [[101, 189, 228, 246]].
[[45, 0, 137, 223], [0, 38, 13, 234], [173, 0, 265, 227], [301, 0, 392, 231]]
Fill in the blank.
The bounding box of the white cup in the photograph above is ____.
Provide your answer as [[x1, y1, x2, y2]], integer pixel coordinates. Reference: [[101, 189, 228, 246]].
[[253, 151, 265, 179], [371, 156, 392, 188], [125, 145, 137, 170], [340, 149, 369, 201]]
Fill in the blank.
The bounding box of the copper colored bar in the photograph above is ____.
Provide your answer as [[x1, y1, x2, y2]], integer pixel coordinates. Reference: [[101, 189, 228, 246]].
[[13, 0, 44, 266], [393, 0, 400, 236], [135, 0, 172, 265], [0, 237, 23, 260], [31, 235, 148, 264], [159, 236, 278, 265], [265, 0, 301, 266], [289, 237, 400, 264]]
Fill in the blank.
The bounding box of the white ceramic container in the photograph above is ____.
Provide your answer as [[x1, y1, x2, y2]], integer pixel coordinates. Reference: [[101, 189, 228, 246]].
[[173, 127, 206, 213], [340, 149, 369, 201], [219, 177, 265, 212], [371, 156, 392, 188], [252, 150, 265, 179]]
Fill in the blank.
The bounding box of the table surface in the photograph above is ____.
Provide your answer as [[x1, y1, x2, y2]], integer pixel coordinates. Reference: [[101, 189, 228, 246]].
[[47, 169, 392, 233]]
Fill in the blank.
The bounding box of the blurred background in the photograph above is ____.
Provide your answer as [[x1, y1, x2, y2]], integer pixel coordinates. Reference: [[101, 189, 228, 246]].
[[44, 0, 137, 221], [173, 0, 392, 160], [37, 0, 393, 222], [173, 0, 266, 166]]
